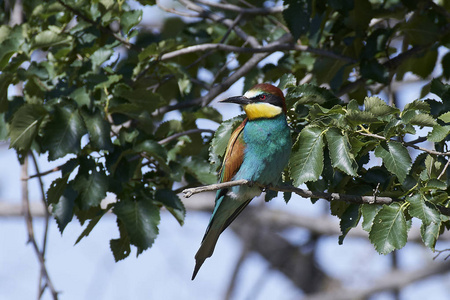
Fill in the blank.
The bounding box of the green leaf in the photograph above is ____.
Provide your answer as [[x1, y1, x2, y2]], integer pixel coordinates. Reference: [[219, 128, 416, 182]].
[[339, 204, 361, 244], [155, 189, 186, 225], [9, 104, 47, 151], [32, 29, 72, 49], [52, 184, 77, 233], [407, 194, 441, 225], [325, 128, 358, 176], [421, 221, 441, 250], [134, 140, 169, 173], [369, 204, 408, 254], [183, 156, 217, 185], [360, 59, 389, 84], [410, 50, 438, 79], [113, 199, 160, 251], [110, 220, 131, 262], [402, 110, 437, 127], [193, 106, 223, 124], [287, 84, 340, 107], [90, 48, 113, 70], [425, 179, 447, 190], [364, 96, 399, 117], [345, 110, 378, 124], [120, 10, 143, 34], [46, 174, 70, 205], [289, 126, 325, 186], [430, 79, 450, 101], [72, 167, 108, 210], [439, 111, 450, 123], [75, 213, 104, 245], [282, 0, 310, 41], [374, 142, 412, 183], [42, 103, 87, 160], [80, 107, 113, 151], [404, 100, 430, 112], [113, 84, 165, 113], [427, 125, 450, 142], [361, 204, 383, 232], [0, 72, 13, 112], [278, 74, 297, 90]]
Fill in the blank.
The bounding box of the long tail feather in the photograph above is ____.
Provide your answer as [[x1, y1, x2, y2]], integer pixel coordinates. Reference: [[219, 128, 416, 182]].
[[192, 196, 252, 279]]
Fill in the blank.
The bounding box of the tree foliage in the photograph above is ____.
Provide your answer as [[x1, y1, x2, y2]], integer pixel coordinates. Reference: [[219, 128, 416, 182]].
[[1, 0, 450, 263]]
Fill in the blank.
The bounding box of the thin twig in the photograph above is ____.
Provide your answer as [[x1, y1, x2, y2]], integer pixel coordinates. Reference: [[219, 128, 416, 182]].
[[438, 158, 450, 180], [29, 152, 51, 297], [158, 128, 215, 144], [434, 248, 450, 260], [193, 0, 284, 14], [156, 0, 200, 17], [358, 132, 450, 156], [182, 179, 395, 205], [22, 166, 61, 181], [22, 156, 58, 300], [56, 0, 139, 51], [159, 42, 356, 63]]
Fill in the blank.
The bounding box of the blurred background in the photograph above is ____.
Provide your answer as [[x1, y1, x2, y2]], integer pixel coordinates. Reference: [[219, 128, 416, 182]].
[[2, 0, 450, 299]]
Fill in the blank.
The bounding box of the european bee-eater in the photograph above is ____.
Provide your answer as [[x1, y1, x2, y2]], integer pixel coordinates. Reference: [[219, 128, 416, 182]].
[[192, 83, 292, 279]]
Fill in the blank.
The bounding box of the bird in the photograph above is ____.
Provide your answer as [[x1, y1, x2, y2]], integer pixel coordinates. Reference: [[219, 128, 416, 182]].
[[192, 83, 292, 280]]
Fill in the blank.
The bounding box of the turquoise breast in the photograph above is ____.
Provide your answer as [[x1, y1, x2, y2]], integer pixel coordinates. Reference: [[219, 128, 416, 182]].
[[235, 114, 291, 185]]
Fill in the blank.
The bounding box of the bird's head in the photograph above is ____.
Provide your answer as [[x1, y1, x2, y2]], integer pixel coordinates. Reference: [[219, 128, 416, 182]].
[[220, 83, 286, 120]]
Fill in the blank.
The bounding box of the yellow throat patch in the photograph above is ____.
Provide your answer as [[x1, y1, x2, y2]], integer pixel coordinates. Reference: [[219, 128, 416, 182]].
[[243, 103, 282, 120]]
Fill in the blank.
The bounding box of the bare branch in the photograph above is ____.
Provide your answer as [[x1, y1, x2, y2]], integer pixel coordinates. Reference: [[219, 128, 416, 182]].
[[193, 0, 284, 14], [182, 179, 395, 205], [56, 0, 139, 51], [438, 158, 450, 180], [21, 157, 58, 300], [158, 128, 215, 144], [159, 42, 356, 63], [178, 0, 260, 47], [358, 131, 450, 156], [302, 260, 450, 300], [29, 152, 52, 298], [22, 166, 61, 181]]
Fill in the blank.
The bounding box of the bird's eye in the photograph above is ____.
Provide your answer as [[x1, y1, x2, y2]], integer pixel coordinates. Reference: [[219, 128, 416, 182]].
[[258, 94, 266, 100]]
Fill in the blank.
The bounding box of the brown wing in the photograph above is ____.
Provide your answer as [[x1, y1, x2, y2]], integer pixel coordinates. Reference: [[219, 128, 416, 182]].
[[219, 118, 247, 183]]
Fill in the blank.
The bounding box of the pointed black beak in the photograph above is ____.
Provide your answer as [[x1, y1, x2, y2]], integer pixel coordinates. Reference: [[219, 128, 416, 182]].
[[220, 96, 251, 105]]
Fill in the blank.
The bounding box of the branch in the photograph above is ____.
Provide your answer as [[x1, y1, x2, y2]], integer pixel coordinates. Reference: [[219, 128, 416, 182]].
[[178, 0, 260, 48], [29, 152, 52, 298], [358, 132, 450, 156], [22, 166, 61, 181], [193, 0, 284, 14], [21, 157, 58, 300], [183, 179, 395, 205], [338, 23, 450, 97], [158, 128, 215, 144], [230, 209, 329, 292], [302, 259, 450, 300], [56, 0, 139, 51], [159, 42, 356, 63]]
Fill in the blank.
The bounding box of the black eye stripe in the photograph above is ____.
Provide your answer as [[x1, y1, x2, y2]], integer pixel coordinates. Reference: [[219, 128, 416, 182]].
[[251, 94, 282, 108]]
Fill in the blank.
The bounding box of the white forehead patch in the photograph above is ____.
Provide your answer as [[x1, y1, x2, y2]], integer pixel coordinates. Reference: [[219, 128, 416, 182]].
[[244, 89, 263, 99]]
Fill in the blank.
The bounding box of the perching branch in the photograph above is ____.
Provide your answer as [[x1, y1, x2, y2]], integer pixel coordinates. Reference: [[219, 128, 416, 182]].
[[182, 179, 396, 205]]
